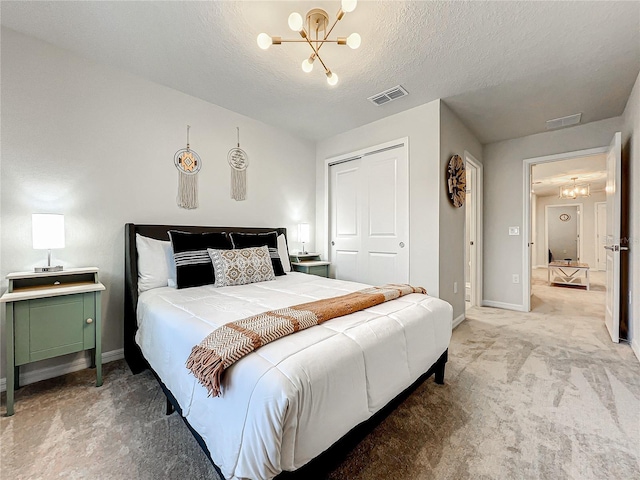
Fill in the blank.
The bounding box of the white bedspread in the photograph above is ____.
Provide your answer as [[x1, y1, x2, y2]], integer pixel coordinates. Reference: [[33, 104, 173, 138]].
[[136, 272, 452, 480]]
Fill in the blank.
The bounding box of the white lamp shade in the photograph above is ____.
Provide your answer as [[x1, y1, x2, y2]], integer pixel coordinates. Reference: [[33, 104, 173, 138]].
[[32, 214, 65, 249], [341, 0, 357, 13], [346, 32, 361, 49], [298, 223, 310, 244], [288, 12, 304, 32], [257, 33, 272, 50]]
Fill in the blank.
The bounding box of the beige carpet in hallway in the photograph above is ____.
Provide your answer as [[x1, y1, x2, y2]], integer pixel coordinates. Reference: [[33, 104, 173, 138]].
[[2, 269, 638, 479]]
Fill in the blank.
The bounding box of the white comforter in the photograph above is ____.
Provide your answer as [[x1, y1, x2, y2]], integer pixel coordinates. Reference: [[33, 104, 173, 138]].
[[136, 272, 452, 480]]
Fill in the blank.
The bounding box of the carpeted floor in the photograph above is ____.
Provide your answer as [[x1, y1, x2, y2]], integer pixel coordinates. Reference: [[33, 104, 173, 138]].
[[2, 268, 639, 479]]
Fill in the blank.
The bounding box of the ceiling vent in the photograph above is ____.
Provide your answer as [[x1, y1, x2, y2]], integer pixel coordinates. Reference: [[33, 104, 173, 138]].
[[546, 113, 582, 130], [368, 85, 409, 106]]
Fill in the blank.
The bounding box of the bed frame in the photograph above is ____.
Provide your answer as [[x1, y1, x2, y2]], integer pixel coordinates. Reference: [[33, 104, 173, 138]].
[[124, 223, 448, 479]]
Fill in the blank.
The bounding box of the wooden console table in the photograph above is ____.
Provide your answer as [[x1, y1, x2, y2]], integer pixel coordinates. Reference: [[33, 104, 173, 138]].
[[548, 261, 590, 290]]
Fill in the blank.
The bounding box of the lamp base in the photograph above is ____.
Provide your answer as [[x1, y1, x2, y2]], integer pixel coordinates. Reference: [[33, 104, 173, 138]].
[[34, 265, 63, 273]]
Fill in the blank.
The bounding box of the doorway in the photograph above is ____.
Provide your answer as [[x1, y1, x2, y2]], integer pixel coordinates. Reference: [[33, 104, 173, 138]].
[[465, 152, 483, 309], [523, 132, 624, 343]]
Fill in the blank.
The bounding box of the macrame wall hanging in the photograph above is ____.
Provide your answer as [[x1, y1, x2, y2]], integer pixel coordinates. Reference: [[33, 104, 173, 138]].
[[228, 127, 249, 201], [174, 125, 202, 209]]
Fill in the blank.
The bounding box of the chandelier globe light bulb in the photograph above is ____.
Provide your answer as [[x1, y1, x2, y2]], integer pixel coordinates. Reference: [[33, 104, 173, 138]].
[[326, 71, 339, 86], [341, 0, 358, 13], [301, 58, 314, 73], [257, 33, 272, 50], [346, 32, 361, 49], [288, 12, 304, 32]]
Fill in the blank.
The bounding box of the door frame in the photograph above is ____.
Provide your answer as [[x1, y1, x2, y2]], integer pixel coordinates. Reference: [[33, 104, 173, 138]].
[[522, 146, 607, 312], [465, 151, 483, 307], [544, 203, 583, 264], [323, 137, 410, 274], [595, 201, 607, 271]]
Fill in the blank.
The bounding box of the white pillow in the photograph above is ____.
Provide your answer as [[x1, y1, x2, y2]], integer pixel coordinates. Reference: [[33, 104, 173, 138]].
[[136, 233, 177, 293], [277, 234, 291, 272]]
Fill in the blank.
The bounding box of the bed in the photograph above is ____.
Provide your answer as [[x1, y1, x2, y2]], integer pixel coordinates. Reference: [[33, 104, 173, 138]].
[[124, 224, 453, 480]]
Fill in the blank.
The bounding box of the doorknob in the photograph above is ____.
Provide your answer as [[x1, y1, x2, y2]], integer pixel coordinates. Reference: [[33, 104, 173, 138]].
[[331, 241, 335, 246], [470, 241, 474, 246], [399, 242, 405, 248]]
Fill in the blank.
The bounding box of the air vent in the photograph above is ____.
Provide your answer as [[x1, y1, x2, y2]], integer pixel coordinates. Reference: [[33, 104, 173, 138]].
[[546, 113, 582, 130], [368, 85, 409, 106]]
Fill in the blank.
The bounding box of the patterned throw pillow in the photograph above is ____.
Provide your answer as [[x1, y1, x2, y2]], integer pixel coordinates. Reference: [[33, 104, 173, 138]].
[[169, 231, 232, 289], [208, 246, 276, 287], [229, 231, 286, 276]]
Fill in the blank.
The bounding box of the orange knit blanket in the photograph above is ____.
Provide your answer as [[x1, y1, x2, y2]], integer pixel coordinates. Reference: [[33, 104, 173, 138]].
[[186, 284, 427, 397]]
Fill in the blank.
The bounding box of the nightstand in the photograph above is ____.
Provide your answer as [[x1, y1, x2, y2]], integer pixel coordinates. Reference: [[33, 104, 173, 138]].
[[289, 253, 331, 278], [1, 267, 105, 416]]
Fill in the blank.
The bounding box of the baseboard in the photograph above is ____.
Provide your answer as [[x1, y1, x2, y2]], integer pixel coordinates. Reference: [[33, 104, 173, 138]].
[[0, 348, 124, 393], [452, 313, 465, 329], [632, 338, 640, 363], [482, 300, 528, 312]]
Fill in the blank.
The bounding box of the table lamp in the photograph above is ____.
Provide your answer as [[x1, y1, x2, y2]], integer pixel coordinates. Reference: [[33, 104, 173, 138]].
[[32, 213, 65, 272], [298, 223, 310, 254]]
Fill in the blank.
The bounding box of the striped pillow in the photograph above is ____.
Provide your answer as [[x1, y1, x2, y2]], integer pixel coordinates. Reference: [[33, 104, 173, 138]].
[[169, 231, 232, 289], [208, 246, 276, 287]]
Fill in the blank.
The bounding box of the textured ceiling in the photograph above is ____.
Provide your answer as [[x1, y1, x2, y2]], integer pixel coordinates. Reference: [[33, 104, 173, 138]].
[[1, 1, 639, 143], [532, 154, 607, 197]]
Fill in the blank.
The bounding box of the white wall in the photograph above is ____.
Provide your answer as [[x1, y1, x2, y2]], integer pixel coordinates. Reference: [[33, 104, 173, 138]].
[[482, 116, 624, 308], [0, 28, 316, 380], [535, 191, 606, 269], [439, 102, 483, 321], [315, 100, 441, 296], [622, 70, 640, 361]]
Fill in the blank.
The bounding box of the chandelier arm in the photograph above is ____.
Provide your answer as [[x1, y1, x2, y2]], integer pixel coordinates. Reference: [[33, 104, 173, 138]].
[[303, 38, 330, 73], [278, 39, 341, 43], [324, 11, 343, 42]]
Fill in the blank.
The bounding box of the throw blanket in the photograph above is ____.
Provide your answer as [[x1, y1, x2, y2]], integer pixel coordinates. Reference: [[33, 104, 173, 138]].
[[186, 284, 427, 397]]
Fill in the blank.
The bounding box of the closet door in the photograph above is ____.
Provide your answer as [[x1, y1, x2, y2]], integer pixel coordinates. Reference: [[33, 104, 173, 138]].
[[329, 144, 409, 285]]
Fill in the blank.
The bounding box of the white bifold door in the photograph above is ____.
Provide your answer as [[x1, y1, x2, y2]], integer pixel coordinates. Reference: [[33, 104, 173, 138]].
[[329, 144, 409, 286]]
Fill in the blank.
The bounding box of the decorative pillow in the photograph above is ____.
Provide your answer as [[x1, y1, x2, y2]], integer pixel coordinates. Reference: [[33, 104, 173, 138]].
[[277, 234, 291, 272], [169, 231, 232, 289], [208, 246, 276, 287], [136, 234, 177, 293], [230, 231, 286, 276]]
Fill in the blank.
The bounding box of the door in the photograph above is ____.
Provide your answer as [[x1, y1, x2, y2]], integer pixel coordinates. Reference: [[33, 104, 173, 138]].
[[596, 202, 607, 271], [604, 132, 622, 343], [465, 164, 476, 305], [329, 145, 409, 285]]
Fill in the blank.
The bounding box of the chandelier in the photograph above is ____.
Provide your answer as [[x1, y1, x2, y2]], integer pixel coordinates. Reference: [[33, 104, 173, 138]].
[[256, 0, 361, 86], [559, 177, 590, 199]]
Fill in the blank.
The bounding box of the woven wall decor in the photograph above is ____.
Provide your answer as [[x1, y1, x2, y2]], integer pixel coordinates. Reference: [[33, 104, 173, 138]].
[[447, 154, 466, 208], [228, 127, 249, 201], [174, 125, 201, 209]]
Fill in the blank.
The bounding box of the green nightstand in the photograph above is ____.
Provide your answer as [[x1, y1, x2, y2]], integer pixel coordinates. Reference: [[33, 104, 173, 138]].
[[289, 253, 331, 278], [1, 267, 105, 416]]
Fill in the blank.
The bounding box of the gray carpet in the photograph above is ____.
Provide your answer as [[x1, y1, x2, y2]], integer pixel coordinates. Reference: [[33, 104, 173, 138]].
[[2, 269, 639, 479]]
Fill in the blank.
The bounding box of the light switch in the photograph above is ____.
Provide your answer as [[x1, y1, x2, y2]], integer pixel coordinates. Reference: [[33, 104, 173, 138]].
[[509, 226, 520, 236]]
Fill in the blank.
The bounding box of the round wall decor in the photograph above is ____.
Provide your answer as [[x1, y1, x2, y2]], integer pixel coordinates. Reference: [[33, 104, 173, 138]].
[[559, 213, 571, 222], [447, 154, 466, 208]]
